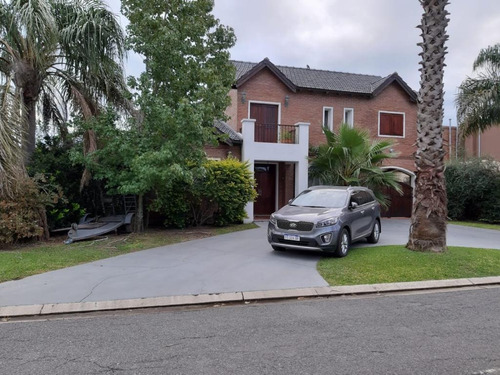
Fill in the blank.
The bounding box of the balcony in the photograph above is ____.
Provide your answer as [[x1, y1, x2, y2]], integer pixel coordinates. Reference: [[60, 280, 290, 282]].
[[254, 123, 298, 144], [241, 118, 310, 165]]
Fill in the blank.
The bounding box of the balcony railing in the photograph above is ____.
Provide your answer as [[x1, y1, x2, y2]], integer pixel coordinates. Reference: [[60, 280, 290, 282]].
[[254, 123, 298, 144]]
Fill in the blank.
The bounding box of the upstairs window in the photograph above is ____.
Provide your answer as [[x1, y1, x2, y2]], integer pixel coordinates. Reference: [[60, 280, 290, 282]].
[[379, 111, 405, 137], [323, 107, 333, 131], [344, 108, 354, 127]]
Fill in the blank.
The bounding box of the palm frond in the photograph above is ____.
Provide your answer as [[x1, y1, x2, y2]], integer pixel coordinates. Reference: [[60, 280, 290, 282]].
[[0, 79, 26, 198], [456, 43, 500, 137], [309, 123, 400, 196]]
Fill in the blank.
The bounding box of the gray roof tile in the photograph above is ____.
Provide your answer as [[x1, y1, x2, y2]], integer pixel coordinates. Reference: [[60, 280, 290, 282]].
[[232, 60, 411, 96], [214, 120, 242, 144]]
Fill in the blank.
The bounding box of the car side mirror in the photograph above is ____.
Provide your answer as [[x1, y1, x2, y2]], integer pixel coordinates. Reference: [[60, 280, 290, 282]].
[[350, 201, 358, 209]]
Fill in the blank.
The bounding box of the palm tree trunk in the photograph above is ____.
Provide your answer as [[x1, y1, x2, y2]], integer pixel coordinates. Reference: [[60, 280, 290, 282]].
[[407, 0, 450, 252], [23, 98, 37, 165]]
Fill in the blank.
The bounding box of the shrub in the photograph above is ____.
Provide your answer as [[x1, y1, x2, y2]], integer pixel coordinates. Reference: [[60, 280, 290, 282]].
[[29, 136, 87, 229], [445, 158, 500, 223], [153, 158, 257, 227], [152, 178, 192, 228], [0, 177, 46, 244], [195, 158, 257, 226]]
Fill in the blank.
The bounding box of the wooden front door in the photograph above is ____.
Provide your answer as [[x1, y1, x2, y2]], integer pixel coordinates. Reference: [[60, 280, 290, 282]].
[[382, 183, 413, 217], [250, 103, 279, 142], [254, 164, 276, 215]]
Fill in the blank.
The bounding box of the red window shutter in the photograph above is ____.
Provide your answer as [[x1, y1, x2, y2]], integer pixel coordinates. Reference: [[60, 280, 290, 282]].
[[380, 113, 403, 136]]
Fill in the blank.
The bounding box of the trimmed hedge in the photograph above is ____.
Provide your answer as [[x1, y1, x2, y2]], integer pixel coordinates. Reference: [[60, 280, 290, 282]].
[[446, 158, 500, 223], [154, 157, 257, 227]]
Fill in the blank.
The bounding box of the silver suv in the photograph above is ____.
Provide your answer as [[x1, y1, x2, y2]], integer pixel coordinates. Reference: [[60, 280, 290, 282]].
[[268, 186, 381, 257]]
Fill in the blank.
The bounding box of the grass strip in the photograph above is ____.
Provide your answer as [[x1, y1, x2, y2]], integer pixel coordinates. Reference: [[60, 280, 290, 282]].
[[449, 221, 500, 231], [317, 245, 500, 286]]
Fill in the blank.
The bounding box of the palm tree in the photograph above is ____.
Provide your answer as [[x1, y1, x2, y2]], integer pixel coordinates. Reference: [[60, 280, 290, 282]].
[[0, 77, 25, 199], [309, 124, 402, 208], [407, 0, 449, 252], [456, 44, 500, 137], [0, 0, 128, 166]]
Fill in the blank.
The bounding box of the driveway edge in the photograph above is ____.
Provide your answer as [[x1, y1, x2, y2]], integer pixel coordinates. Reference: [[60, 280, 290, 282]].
[[2, 277, 499, 318]]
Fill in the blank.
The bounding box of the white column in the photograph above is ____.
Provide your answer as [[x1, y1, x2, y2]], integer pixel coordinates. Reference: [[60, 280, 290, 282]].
[[295, 122, 310, 195], [242, 119, 256, 223]]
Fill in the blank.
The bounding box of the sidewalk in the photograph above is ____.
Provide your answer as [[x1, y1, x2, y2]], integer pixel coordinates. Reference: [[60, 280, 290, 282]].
[[2, 276, 499, 318]]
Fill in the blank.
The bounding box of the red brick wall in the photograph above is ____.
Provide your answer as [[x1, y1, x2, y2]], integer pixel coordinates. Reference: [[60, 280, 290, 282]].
[[204, 143, 241, 160], [235, 68, 419, 172], [442, 126, 459, 161], [464, 126, 500, 160]]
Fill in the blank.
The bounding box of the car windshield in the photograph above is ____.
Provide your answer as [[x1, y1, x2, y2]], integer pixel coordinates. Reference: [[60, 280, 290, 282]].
[[291, 189, 348, 208]]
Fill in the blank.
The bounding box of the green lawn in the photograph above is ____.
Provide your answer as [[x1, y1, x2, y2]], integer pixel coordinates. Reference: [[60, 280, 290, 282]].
[[449, 221, 500, 231], [317, 245, 500, 286], [0, 223, 258, 283]]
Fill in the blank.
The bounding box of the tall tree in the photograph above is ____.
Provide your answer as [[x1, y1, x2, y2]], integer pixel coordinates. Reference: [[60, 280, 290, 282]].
[[456, 44, 500, 137], [0, 0, 128, 164], [407, 0, 449, 252], [85, 0, 236, 231], [309, 124, 402, 207]]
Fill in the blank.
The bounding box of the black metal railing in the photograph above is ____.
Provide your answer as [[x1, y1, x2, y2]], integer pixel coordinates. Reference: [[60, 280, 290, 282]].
[[254, 123, 298, 144]]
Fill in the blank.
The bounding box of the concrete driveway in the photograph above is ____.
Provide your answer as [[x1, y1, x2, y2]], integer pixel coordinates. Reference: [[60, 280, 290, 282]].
[[1, 219, 499, 307]]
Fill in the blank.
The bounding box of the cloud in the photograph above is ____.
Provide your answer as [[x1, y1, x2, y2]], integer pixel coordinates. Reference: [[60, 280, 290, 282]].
[[107, 0, 500, 126]]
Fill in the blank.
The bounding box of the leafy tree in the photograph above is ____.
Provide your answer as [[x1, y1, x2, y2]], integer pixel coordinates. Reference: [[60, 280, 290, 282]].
[[105, 0, 236, 230], [407, 0, 449, 252], [0, 0, 128, 164], [309, 124, 402, 207], [456, 44, 500, 137]]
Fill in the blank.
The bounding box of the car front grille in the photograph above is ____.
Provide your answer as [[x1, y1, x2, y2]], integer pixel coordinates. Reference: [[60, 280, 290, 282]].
[[277, 220, 314, 232]]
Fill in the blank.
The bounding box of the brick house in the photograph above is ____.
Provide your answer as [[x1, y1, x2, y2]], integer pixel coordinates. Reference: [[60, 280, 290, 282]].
[[464, 127, 500, 160], [206, 58, 420, 221]]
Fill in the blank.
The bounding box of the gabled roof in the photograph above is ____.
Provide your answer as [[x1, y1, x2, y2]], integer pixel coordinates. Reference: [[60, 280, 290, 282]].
[[232, 59, 417, 102], [235, 58, 296, 92]]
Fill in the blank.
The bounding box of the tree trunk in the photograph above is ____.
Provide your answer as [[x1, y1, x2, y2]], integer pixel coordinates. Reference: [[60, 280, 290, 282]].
[[407, 0, 450, 252], [136, 194, 144, 232], [23, 98, 37, 165]]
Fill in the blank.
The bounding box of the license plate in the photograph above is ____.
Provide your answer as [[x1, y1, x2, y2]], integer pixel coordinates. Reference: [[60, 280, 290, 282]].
[[284, 234, 300, 241]]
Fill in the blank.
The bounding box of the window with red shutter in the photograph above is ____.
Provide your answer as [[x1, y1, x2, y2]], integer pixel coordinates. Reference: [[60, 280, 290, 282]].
[[379, 112, 405, 137]]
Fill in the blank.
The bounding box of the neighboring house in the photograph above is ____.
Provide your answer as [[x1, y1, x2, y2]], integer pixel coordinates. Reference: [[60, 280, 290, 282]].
[[463, 126, 500, 160], [206, 58, 420, 221]]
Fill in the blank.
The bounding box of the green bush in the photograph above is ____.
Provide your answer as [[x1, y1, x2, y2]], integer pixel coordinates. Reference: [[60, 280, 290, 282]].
[[446, 158, 500, 223], [153, 158, 257, 227], [152, 178, 192, 228], [196, 158, 257, 226], [29, 136, 87, 229], [0, 178, 45, 244]]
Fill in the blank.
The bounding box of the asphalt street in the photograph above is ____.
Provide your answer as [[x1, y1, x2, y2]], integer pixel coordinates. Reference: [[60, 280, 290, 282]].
[[1, 219, 499, 308], [1, 287, 499, 375]]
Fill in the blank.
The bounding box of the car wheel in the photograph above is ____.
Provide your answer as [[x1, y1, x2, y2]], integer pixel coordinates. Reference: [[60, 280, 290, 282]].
[[272, 245, 285, 252], [334, 228, 350, 257], [367, 220, 380, 244]]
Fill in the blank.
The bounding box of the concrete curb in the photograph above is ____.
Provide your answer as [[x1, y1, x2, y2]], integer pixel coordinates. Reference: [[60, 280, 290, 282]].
[[1, 276, 499, 318]]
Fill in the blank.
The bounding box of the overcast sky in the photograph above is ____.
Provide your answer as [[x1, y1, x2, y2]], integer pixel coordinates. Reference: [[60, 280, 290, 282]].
[[109, 0, 500, 127]]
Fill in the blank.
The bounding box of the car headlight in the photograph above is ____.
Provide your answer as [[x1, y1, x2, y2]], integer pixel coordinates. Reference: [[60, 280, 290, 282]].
[[269, 214, 277, 226], [316, 217, 338, 228]]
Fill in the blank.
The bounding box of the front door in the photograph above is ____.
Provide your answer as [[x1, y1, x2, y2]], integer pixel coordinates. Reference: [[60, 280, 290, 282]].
[[382, 183, 413, 217], [250, 103, 279, 142], [254, 164, 276, 216]]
